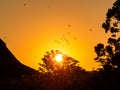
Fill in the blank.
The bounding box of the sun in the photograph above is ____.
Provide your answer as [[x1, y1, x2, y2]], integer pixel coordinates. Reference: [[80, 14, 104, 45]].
[[55, 54, 63, 62]]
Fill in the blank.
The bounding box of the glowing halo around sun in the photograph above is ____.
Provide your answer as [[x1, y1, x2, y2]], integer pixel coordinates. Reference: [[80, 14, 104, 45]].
[[55, 54, 63, 62]]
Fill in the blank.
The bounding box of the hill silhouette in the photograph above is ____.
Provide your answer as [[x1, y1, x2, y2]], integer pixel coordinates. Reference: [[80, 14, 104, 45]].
[[0, 38, 120, 89], [0, 39, 37, 89]]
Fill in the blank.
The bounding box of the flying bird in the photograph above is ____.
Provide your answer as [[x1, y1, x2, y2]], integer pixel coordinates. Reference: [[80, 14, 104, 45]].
[[24, 3, 27, 6], [68, 24, 71, 27], [74, 37, 77, 40], [90, 29, 92, 31], [67, 43, 69, 45], [67, 32, 70, 34]]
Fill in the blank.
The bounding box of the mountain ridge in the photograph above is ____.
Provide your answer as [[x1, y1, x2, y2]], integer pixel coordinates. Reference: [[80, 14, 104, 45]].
[[0, 38, 37, 79]]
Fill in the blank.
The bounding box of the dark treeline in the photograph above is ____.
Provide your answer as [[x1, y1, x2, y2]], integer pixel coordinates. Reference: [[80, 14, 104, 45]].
[[22, 51, 120, 90], [1, 0, 120, 90]]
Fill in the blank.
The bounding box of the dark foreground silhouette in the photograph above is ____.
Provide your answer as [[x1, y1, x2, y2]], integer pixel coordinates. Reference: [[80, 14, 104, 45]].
[[0, 38, 120, 90], [1, 1, 120, 89], [0, 39, 37, 89]]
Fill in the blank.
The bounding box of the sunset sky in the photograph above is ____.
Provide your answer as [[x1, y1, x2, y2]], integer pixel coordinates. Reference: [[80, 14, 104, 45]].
[[0, 0, 115, 71]]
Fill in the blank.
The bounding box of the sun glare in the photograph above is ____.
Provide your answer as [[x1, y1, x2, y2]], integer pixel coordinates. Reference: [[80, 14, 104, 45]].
[[55, 54, 63, 62]]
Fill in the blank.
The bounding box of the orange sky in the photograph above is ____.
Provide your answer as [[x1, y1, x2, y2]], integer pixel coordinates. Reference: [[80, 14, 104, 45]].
[[0, 0, 115, 71]]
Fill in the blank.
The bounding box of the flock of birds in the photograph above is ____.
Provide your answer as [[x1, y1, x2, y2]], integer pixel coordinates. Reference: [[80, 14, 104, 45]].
[[1, 1, 93, 43], [23, 1, 76, 47], [54, 24, 77, 47], [54, 24, 93, 47], [22, 1, 93, 48]]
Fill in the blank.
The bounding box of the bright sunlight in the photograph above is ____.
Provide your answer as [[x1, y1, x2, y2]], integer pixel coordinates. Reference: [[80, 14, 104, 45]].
[[55, 54, 63, 62]]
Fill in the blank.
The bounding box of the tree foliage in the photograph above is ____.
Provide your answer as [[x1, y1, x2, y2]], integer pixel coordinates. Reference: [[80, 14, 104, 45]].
[[102, 0, 120, 34], [95, 0, 120, 71], [39, 50, 80, 73], [37, 50, 90, 90]]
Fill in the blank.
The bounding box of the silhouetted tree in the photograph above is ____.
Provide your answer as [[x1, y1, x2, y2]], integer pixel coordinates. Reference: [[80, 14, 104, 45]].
[[94, 1, 120, 89], [39, 50, 80, 73], [95, 0, 120, 71], [38, 50, 91, 90]]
